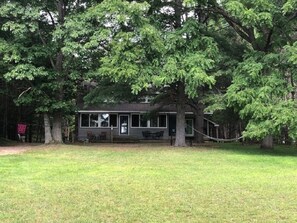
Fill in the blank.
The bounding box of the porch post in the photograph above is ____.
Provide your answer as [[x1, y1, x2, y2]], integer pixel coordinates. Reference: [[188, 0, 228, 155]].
[[110, 125, 114, 143]]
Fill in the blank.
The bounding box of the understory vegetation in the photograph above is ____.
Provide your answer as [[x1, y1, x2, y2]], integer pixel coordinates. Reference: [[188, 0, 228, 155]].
[[1, 143, 297, 222]]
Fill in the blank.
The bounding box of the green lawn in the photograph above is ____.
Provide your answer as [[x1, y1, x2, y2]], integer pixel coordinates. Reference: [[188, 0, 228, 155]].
[[1, 143, 297, 222]]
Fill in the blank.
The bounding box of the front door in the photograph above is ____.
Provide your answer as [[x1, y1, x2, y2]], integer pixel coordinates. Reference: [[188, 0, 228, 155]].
[[119, 115, 129, 135]]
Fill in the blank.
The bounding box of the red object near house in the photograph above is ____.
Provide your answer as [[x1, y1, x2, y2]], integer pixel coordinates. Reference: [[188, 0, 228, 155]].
[[17, 124, 27, 135]]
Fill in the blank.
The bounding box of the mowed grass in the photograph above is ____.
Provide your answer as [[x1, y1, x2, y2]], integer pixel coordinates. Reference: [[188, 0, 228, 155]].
[[1, 143, 297, 222]]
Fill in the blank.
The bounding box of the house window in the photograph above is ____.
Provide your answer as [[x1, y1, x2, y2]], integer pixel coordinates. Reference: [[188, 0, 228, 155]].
[[185, 119, 194, 136], [99, 114, 109, 127], [132, 115, 140, 127], [80, 113, 117, 128], [159, 115, 166, 127], [131, 114, 167, 128], [140, 115, 148, 127], [110, 114, 117, 127], [81, 114, 90, 127], [150, 117, 158, 127], [90, 114, 99, 127]]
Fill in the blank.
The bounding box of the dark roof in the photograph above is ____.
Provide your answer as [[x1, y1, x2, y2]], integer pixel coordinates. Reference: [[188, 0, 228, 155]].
[[77, 103, 212, 114], [78, 103, 179, 113]]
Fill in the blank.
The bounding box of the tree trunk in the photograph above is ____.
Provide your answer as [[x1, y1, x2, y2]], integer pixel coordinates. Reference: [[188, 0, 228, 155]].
[[173, 0, 185, 147], [52, 113, 63, 143], [175, 82, 187, 147], [44, 113, 53, 144], [223, 125, 228, 139], [49, 0, 64, 145], [261, 135, 273, 149], [195, 103, 204, 143]]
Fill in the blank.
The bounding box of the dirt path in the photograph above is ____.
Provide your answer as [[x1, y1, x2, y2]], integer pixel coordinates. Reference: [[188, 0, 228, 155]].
[[0, 145, 32, 156]]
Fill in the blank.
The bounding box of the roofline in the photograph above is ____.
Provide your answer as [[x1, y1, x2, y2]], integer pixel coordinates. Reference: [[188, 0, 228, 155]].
[[77, 110, 213, 115], [204, 117, 219, 126]]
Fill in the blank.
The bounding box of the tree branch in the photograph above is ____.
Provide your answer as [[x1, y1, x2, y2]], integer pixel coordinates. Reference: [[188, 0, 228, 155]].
[[214, 6, 256, 44], [45, 8, 56, 26], [18, 87, 31, 99]]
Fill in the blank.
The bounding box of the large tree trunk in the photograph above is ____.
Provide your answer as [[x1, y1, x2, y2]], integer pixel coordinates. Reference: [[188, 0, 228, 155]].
[[261, 135, 273, 149], [44, 113, 53, 144], [48, 0, 65, 145], [194, 103, 204, 143], [175, 82, 187, 147], [52, 113, 63, 143], [172, 1, 186, 147]]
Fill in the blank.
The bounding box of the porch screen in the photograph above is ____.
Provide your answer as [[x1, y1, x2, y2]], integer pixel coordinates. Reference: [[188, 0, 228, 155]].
[[140, 115, 148, 127], [159, 115, 166, 127], [110, 114, 117, 127], [131, 114, 166, 128], [99, 114, 109, 127], [150, 117, 158, 127], [90, 114, 98, 127], [81, 114, 89, 127], [185, 119, 194, 136], [80, 113, 117, 128], [132, 115, 139, 127]]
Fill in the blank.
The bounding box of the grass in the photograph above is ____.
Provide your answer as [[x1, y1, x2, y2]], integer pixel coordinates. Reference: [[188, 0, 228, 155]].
[[1, 143, 297, 222]]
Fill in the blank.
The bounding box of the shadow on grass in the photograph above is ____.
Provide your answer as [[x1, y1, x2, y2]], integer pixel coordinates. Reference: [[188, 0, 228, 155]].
[[210, 142, 297, 157], [65, 141, 297, 157], [0, 137, 18, 147]]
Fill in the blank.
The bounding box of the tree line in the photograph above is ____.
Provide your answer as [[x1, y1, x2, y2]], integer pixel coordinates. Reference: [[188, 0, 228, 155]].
[[0, 0, 296, 148]]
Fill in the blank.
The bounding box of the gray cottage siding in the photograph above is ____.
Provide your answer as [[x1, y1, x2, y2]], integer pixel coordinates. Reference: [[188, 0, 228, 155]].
[[77, 112, 170, 141], [76, 103, 215, 141]]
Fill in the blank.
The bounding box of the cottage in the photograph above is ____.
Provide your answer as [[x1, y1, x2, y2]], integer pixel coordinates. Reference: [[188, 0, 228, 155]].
[[77, 103, 218, 142]]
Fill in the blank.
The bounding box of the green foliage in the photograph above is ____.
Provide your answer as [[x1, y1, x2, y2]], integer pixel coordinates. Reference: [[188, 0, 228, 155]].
[[88, 2, 219, 98], [0, 0, 89, 116], [0, 2, 40, 37], [284, 42, 297, 65], [282, 0, 297, 13], [226, 50, 297, 140], [224, 0, 274, 28], [206, 0, 297, 143], [83, 79, 141, 105], [4, 64, 48, 81]]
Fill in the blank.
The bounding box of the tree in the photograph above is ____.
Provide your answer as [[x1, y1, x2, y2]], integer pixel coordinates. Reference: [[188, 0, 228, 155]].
[[73, 0, 219, 146], [0, 1, 96, 143], [209, 0, 297, 148]]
